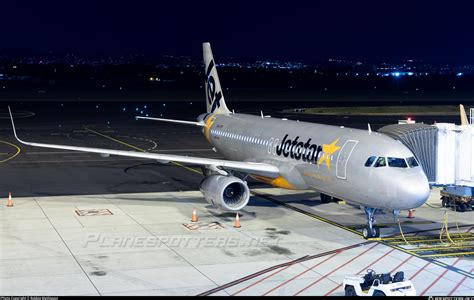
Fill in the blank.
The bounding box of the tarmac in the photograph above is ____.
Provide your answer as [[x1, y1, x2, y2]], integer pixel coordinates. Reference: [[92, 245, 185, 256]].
[[0, 102, 472, 295], [0, 187, 472, 296]]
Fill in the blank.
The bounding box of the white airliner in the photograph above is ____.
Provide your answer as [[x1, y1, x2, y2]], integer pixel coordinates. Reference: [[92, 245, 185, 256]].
[[8, 43, 430, 239]]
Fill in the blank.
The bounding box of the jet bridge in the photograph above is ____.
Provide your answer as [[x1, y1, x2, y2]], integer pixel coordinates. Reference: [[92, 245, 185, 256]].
[[378, 115, 474, 211], [378, 122, 474, 187], [377, 106, 474, 210]]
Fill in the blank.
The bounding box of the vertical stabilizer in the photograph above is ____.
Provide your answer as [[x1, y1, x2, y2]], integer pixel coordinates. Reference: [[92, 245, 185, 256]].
[[203, 43, 230, 114], [460, 104, 469, 125]]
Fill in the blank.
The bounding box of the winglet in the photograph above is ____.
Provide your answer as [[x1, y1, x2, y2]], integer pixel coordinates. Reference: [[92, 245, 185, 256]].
[[8, 106, 20, 142], [460, 104, 469, 125]]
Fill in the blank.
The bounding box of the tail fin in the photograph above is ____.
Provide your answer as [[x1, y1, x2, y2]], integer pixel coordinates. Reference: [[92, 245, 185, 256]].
[[203, 42, 230, 114], [460, 104, 469, 125]]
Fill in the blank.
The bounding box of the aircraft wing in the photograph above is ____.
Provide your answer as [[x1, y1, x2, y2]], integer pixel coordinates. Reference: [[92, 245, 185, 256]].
[[8, 107, 279, 178]]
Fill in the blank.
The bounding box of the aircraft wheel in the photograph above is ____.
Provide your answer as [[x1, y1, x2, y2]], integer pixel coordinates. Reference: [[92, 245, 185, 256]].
[[441, 198, 449, 208], [373, 290, 386, 296], [363, 226, 380, 239], [344, 285, 356, 296], [457, 203, 467, 212]]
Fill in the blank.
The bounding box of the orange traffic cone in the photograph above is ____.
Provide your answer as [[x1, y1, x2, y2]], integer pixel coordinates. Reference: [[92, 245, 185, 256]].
[[191, 209, 198, 222], [408, 209, 414, 219], [233, 213, 241, 228], [7, 192, 13, 207]]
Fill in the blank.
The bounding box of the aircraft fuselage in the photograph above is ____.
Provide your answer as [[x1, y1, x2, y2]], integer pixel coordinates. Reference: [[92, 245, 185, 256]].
[[203, 112, 430, 211]]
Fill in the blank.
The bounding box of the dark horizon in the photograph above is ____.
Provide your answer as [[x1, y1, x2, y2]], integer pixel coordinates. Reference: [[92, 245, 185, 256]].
[[1, 1, 474, 64]]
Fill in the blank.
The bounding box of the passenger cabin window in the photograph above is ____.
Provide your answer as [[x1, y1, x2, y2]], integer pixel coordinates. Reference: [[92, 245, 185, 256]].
[[388, 157, 408, 168], [374, 157, 386, 167], [364, 156, 376, 167], [407, 157, 419, 167]]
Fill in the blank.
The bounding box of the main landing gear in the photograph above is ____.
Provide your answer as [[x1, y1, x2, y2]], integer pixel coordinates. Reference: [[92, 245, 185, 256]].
[[362, 207, 380, 239]]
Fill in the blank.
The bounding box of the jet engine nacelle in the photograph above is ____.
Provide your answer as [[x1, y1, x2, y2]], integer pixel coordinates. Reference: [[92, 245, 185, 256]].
[[199, 175, 250, 211]]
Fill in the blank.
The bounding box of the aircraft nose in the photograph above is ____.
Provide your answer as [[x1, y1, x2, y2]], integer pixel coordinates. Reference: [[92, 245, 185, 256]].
[[396, 174, 430, 209]]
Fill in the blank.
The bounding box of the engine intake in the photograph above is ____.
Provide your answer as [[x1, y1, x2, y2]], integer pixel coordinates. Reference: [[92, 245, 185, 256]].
[[200, 175, 250, 211]]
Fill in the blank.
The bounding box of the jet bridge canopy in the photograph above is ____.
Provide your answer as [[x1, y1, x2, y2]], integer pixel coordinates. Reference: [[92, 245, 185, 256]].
[[378, 122, 474, 187]]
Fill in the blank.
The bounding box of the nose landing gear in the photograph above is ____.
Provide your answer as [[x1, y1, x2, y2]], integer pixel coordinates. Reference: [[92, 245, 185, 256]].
[[362, 207, 380, 239]]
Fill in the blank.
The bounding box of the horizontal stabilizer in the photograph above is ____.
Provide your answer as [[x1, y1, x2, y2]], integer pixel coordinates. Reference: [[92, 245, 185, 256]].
[[136, 116, 205, 127]]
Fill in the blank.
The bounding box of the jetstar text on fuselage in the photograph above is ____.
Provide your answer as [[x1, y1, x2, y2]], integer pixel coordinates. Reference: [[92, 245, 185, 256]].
[[276, 134, 323, 162], [275, 134, 341, 171]]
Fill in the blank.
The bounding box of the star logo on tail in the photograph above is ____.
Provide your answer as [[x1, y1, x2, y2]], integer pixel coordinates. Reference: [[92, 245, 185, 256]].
[[318, 138, 341, 171]]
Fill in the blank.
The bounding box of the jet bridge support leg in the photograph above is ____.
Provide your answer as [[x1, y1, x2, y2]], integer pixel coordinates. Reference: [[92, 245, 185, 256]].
[[362, 207, 380, 239]]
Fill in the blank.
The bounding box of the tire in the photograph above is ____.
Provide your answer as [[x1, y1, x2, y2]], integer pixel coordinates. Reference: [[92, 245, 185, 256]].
[[344, 285, 356, 296], [441, 198, 449, 208], [457, 203, 467, 212], [372, 226, 380, 238], [363, 226, 379, 239], [373, 290, 386, 296], [363, 227, 370, 239]]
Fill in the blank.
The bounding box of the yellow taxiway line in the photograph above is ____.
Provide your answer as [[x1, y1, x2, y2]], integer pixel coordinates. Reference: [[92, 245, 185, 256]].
[[84, 126, 203, 175], [0, 140, 21, 163]]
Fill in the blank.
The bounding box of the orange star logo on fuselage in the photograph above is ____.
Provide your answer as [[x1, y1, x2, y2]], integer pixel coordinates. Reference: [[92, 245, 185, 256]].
[[317, 138, 341, 171]]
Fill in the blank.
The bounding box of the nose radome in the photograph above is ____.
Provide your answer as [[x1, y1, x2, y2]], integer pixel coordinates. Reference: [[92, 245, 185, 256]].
[[397, 174, 430, 209]]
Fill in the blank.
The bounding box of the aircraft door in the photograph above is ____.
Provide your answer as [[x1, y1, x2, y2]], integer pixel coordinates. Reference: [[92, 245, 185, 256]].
[[336, 140, 358, 180]]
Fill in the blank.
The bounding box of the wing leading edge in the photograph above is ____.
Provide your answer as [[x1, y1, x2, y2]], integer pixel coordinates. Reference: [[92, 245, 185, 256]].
[[8, 107, 279, 178]]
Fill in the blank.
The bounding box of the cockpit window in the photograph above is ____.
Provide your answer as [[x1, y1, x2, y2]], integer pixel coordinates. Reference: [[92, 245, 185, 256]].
[[374, 157, 386, 167], [387, 157, 408, 168], [406, 157, 419, 167], [364, 156, 376, 167]]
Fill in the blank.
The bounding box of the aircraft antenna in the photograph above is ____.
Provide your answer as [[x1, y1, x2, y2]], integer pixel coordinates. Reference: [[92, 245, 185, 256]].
[[261, 110, 264, 119], [368, 123, 372, 134]]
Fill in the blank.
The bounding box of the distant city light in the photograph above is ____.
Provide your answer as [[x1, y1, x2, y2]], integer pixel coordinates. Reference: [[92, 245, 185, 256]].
[[456, 72, 464, 77], [149, 77, 154, 81], [123, 108, 126, 111], [136, 108, 139, 111], [393, 72, 400, 77], [144, 105, 147, 109]]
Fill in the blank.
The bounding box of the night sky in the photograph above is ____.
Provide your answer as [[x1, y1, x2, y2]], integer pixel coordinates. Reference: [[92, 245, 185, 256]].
[[1, 1, 473, 62]]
